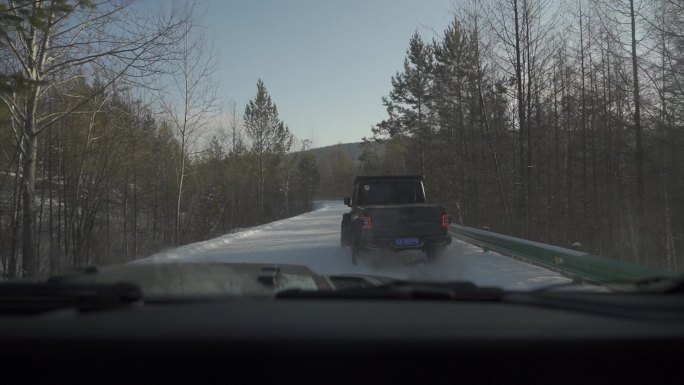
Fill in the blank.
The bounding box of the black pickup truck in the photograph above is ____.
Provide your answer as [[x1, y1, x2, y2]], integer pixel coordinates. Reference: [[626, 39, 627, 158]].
[[341, 175, 452, 264]]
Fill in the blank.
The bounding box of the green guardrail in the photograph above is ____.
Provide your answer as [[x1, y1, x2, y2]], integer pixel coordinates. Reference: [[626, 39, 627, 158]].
[[449, 224, 669, 284]]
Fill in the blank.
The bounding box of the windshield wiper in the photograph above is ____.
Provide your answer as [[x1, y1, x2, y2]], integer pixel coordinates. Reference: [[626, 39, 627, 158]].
[[277, 281, 504, 301], [0, 281, 142, 315], [278, 278, 684, 321], [531, 274, 684, 294], [628, 275, 684, 293]]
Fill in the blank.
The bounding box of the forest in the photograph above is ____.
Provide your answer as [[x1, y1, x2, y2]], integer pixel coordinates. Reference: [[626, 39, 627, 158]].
[[360, 0, 684, 271], [0, 1, 319, 278]]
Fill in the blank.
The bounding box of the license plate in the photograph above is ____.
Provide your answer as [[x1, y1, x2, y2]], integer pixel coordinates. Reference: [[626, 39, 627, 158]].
[[393, 237, 420, 247]]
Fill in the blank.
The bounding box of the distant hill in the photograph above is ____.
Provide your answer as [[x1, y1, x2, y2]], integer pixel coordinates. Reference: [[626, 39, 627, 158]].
[[288, 141, 391, 199], [297, 141, 388, 164], [303, 142, 363, 164], [292, 142, 363, 200]]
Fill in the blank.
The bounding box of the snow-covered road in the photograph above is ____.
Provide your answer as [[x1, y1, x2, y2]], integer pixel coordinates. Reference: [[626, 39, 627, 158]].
[[137, 201, 569, 290]]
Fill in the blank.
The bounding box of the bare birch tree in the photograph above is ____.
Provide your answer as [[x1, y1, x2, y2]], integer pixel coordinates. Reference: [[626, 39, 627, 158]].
[[158, 3, 219, 245], [0, 0, 184, 277]]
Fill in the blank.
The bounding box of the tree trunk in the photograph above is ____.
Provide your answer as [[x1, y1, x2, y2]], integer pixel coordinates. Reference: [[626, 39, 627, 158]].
[[21, 103, 39, 277], [132, 139, 138, 257], [602, 38, 615, 256], [561, 50, 573, 242], [579, 7, 589, 241], [629, 0, 644, 221], [9, 153, 23, 279], [123, 174, 129, 258], [552, 62, 560, 240], [175, 146, 185, 245], [524, 0, 533, 232], [513, 0, 526, 234], [480, 90, 512, 233], [48, 113, 58, 274]]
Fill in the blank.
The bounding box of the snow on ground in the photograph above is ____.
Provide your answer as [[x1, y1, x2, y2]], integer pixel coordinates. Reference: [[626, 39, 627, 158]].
[[136, 201, 570, 290]]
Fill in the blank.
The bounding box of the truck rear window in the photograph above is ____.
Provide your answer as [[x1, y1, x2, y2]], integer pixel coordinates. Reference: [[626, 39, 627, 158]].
[[356, 181, 426, 205]]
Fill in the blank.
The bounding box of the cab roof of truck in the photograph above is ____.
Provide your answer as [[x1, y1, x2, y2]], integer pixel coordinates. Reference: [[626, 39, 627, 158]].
[[354, 175, 423, 183]]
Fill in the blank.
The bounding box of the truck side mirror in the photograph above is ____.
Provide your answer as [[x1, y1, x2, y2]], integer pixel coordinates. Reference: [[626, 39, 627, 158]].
[[344, 197, 351, 206]]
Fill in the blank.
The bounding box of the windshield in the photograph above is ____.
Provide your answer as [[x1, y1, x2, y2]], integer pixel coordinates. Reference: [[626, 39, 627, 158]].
[[0, 0, 682, 298]]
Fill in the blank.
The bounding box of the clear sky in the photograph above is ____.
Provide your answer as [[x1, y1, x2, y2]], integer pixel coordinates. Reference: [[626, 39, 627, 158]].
[[200, 0, 455, 147]]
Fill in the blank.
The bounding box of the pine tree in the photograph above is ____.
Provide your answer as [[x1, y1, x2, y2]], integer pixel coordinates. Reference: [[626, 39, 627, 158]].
[[381, 32, 435, 177], [432, 18, 476, 223], [295, 153, 320, 212], [243, 79, 293, 222]]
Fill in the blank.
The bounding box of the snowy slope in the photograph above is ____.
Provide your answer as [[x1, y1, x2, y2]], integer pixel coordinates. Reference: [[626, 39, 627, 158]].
[[136, 201, 570, 290]]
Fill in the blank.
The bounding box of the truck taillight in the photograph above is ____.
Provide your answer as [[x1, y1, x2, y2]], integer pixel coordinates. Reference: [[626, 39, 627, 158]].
[[441, 214, 451, 227], [360, 216, 372, 230]]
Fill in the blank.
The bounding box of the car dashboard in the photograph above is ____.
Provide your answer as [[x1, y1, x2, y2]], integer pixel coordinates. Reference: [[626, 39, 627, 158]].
[[1, 291, 682, 385]]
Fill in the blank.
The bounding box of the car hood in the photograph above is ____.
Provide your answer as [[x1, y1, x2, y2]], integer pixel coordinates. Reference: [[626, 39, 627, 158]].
[[46, 262, 390, 301]]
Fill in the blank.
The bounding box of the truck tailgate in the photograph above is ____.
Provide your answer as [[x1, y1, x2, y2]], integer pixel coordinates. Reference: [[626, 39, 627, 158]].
[[359, 204, 446, 237]]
